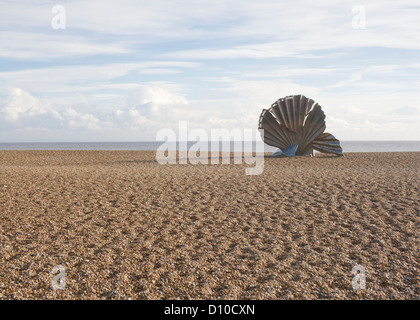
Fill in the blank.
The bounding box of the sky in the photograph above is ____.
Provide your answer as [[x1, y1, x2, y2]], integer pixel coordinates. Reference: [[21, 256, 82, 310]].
[[0, 0, 419, 142]]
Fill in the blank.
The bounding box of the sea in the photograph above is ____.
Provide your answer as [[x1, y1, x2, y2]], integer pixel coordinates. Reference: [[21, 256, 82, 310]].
[[0, 141, 419, 152]]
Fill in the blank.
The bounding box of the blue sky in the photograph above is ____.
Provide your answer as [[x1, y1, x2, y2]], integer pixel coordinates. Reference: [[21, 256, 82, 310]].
[[0, 0, 419, 142]]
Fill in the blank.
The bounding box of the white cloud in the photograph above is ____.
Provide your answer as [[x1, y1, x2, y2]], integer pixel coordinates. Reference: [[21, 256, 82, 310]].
[[0, 32, 130, 59], [1, 82, 420, 141], [127, 85, 188, 107], [0, 1, 419, 141], [0, 85, 191, 140], [1, 1, 419, 60], [0, 61, 199, 94], [395, 105, 420, 115], [64, 108, 104, 131], [0, 87, 61, 123], [329, 72, 363, 89]]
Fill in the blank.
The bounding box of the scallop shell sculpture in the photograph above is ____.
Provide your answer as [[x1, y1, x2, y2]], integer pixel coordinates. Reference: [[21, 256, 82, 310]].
[[258, 94, 343, 157]]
